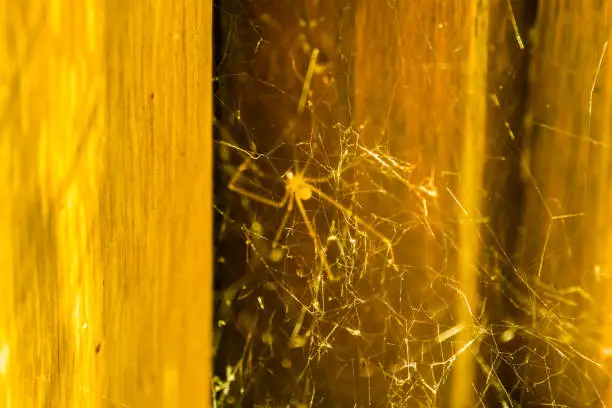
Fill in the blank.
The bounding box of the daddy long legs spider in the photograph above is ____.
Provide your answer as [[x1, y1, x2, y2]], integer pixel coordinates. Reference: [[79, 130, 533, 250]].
[[228, 156, 397, 280]]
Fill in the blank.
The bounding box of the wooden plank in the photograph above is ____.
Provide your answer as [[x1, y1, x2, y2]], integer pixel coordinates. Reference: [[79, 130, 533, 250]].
[[0, 0, 212, 406]]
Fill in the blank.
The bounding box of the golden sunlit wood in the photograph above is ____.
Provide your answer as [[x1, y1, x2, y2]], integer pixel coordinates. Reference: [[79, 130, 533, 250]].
[[0, 1, 212, 406]]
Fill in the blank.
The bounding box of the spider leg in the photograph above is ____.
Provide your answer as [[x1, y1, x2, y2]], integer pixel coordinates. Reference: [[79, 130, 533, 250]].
[[311, 186, 398, 270], [303, 173, 336, 184], [295, 197, 341, 281], [302, 153, 362, 186], [302, 161, 364, 188], [228, 157, 287, 208], [271, 194, 295, 249]]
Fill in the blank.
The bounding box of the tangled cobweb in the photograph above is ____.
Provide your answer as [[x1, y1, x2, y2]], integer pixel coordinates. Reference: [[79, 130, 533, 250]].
[[213, 1, 610, 406]]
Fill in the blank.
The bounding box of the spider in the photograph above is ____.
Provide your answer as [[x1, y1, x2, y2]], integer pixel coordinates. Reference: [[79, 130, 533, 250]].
[[228, 156, 397, 280]]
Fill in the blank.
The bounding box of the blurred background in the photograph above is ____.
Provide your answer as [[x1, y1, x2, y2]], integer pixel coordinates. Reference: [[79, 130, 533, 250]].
[[214, 0, 612, 407]]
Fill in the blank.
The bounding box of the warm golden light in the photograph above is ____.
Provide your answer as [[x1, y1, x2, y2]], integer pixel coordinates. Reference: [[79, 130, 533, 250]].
[[214, 1, 612, 407], [1, 0, 212, 406], [4, 0, 612, 406]]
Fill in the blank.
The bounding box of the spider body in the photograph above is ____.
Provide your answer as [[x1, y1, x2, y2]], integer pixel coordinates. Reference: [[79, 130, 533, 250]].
[[285, 171, 313, 201]]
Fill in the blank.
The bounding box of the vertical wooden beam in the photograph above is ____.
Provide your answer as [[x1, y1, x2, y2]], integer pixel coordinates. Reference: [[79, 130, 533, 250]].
[[0, 0, 106, 405], [0, 0, 212, 406], [103, 0, 211, 406], [451, 1, 489, 406]]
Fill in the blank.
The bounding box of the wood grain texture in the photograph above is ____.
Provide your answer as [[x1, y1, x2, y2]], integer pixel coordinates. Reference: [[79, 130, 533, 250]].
[[0, 1, 212, 406]]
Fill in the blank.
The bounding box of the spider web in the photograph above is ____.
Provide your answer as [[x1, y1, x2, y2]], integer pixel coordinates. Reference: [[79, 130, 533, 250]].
[[213, 1, 610, 407]]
